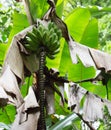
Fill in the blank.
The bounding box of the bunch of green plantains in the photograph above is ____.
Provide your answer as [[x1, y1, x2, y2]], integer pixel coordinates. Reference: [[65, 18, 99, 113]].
[[23, 22, 62, 59]]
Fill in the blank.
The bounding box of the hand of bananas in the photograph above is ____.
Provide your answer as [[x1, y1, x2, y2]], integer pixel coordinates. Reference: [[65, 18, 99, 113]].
[[23, 22, 62, 59]]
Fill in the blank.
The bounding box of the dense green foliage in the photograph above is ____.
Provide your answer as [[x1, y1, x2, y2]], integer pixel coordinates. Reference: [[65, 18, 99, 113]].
[[1, 0, 111, 129]]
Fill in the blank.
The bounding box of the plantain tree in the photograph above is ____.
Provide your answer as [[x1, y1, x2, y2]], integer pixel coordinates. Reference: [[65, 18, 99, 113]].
[[1, 0, 111, 130]]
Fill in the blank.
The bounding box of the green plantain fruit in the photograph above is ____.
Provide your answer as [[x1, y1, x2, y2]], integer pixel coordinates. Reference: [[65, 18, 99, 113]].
[[25, 36, 39, 51], [49, 34, 55, 43], [56, 30, 62, 40], [47, 53, 56, 59], [27, 32, 37, 43], [23, 21, 62, 59], [48, 22, 54, 30], [48, 28, 55, 36], [49, 48, 60, 55], [49, 40, 60, 51]]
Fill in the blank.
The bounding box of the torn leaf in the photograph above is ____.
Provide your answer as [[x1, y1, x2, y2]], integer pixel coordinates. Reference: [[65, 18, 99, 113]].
[[2, 38, 24, 81], [90, 48, 111, 73], [22, 53, 39, 73], [68, 82, 86, 113], [83, 93, 104, 122], [0, 87, 8, 107], [55, 81, 65, 106], [11, 103, 40, 130], [24, 87, 39, 111], [68, 37, 111, 73], [0, 65, 24, 108], [59, 85, 65, 106], [68, 40, 96, 68], [11, 87, 40, 130], [45, 86, 55, 115], [2, 25, 34, 81]]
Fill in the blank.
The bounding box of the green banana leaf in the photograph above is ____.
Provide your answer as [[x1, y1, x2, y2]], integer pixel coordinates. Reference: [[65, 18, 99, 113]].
[[65, 8, 98, 47], [7, 11, 29, 47], [80, 18, 98, 48], [87, 6, 111, 16], [107, 79, 111, 100], [29, 0, 64, 21], [56, 0, 64, 18], [59, 41, 96, 81], [29, 0, 48, 20], [0, 43, 7, 65], [59, 8, 98, 81], [0, 105, 15, 124]]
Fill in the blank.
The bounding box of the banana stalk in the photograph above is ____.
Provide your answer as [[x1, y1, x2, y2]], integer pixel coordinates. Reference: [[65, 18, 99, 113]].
[[38, 47, 46, 130]]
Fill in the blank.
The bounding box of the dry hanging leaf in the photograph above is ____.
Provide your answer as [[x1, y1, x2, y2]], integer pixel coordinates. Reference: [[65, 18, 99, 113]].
[[11, 104, 40, 130], [0, 65, 24, 108], [68, 37, 111, 73], [2, 38, 24, 81], [83, 93, 104, 122], [45, 86, 55, 114], [11, 87, 40, 130], [55, 80, 65, 106], [90, 48, 111, 73], [22, 53, 39, 73], [2, 25, 34, 81], [24, 87, 39, 110], [68, 40, 96, 68], [0, 87, 8, 107], [59, 85, 65, 106], [68, 82, 86, 113]]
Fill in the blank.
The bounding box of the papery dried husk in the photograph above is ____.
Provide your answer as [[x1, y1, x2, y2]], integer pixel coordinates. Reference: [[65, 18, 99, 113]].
[[11, 87, 40, 130]]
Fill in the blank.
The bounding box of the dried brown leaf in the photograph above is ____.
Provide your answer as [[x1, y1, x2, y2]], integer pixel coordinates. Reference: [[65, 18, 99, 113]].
[[2, 25, 34, 81], [83, 93, 104, 121], [59, 85, 65, 106], [0, 65, 24, 107], [68, 82, 86, 113], [11, 104, 40, 130], [90, 48, 111, 73], [68, 39, 96, 68], [45, 86, 55, 114], [24, 87, 39, 111], [11, 87, 40, 130], [2, 38, 24, 80], [0, 87, 8, 107], [68, 37, 111, 73], [22, 54, 39, 73]]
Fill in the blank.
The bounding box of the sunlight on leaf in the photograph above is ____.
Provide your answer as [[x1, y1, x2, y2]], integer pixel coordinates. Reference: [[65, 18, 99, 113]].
[[29, 0, 49, 20], [59, 41, 96, 81], [65, 8, 90, 42], [56, 0, 64, 18], [80, 18, 98, 48], [7, 11, 29, 47], [0, 105, 16, 124], [65, 7, 98, 48], [0, 43, 8, 65]]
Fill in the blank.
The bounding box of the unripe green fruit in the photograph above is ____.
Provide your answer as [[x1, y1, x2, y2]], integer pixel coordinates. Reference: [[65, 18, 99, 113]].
[[23, 22, 62, 59]]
